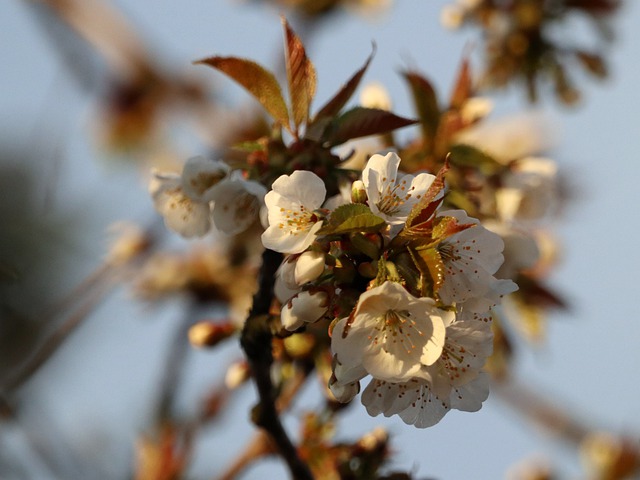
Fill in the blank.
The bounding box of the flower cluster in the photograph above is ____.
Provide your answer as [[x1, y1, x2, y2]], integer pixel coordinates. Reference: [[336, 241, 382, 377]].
[[262, 151, 516, 427], [150, 155, 266, 238]]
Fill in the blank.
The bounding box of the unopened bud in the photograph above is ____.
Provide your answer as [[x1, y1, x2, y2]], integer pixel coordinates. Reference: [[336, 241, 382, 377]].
[[351, 180, 368, 204], [281, 290, 329, 331], [225, 361, 250, 389], [188, 321, 236, 348], [295, 251, 325, 285], [329, 375, 360, 403]]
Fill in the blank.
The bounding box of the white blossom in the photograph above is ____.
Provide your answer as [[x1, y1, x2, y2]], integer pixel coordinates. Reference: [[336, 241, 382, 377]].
[[437, 209, 518, 312], [360, 309, 493, 428], [362, 152, 435, 227], [496, 157, 558, 222], [331, 281, 450, 383], [261, 170, 326, 254], [207, 172, 267, 236]]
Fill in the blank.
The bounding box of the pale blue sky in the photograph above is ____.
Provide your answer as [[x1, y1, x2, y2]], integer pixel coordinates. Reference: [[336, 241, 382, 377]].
[[2, 1, 640, 478]]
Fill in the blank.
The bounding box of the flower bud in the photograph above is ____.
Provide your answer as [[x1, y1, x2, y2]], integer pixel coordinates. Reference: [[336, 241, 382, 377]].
[[329, 375, 360, 403], [188, 321, 236, 348], [294, 251, 326, 285], [281, 290, 329, 331], [351, 180, 368, 204], [360, 82, 392, 111], [225, 361, 250, 389]]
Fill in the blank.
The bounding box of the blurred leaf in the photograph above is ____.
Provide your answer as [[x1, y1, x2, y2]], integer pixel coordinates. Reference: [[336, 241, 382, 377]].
[[448, 144, 502, 175], [450, 57, 472, 110], [195, 56, 291, 131], [282, 17, 317, 130], [323, 107, 417, 146], [312, 46, 375, 122], [318, 203, 385, 235], [402, 70, 440, 145]]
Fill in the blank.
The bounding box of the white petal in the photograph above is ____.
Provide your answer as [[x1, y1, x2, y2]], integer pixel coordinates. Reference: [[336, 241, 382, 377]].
[[151, 179, 211, 238], [181, 156, 230, 200], [281, 291, 328, 331], [294, 251, 325, 285], [261, 220, 323, 254], [208, 177, 266, 236], [449, 372, 490, 412], [270, 170, 326, 211]]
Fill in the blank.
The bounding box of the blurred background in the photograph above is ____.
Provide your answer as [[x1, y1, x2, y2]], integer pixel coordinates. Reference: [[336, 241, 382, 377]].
[[1, 0, 640, 478]]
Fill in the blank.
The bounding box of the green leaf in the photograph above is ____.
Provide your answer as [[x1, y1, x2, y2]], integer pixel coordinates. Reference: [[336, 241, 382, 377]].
[[318, 203, 385, 235], [402, 70, 440, 144], [195, 56, 290, 132], [282, 17, 316, 130], [448, 143, 503, 175], [312, 45, 375, 122], [323, 107, 417, 146]]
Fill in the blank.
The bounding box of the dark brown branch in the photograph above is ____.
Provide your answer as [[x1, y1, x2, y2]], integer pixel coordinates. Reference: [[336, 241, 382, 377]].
[[240, 248, 314, 480]]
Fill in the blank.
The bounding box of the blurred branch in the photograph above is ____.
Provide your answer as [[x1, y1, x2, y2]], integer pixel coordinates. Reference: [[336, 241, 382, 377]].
[[493, 378, 590, 445], [240, 248, 313, 480], [0, 223, 157, 402], [217, 365, 311, 480]]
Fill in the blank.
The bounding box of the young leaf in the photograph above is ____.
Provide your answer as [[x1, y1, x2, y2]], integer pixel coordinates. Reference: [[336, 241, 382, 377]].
[[431, 215, 475, 242], [448, 143, 502, 175], [323, 107, 417, 146], [282, 17, 317, 130], [450, 56, 472, 110], [318, 203, 385, 235], [195, 56, 290, 132], [405, 157, 450, 228], [312, 45, 375, 123], [402, 70, 440, 144]]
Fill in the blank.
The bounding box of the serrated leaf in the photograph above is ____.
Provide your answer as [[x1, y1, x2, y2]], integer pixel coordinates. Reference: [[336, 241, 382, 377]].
[[195, 56, 290, 132], [450, 57, 472, 110], [405, 157, 450, 228], [312, 45, 375, 122], [282, 18, 316, 130], [318, 203, 385, 235], [448, 143, 502, 175], [403, 70, 440, 144], [323, 107, 417, 146]]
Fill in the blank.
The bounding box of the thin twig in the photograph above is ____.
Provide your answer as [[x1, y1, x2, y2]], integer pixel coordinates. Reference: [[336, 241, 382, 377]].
[[240, 248, 314, 480]]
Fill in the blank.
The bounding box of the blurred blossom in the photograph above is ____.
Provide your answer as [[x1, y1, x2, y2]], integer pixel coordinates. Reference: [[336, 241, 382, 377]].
[[360, 82, 393, 111], [454, 112, 558, 164]]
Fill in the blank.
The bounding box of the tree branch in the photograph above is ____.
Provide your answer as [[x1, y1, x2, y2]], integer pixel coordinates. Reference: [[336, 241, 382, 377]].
[[240, 248, 314, 480]]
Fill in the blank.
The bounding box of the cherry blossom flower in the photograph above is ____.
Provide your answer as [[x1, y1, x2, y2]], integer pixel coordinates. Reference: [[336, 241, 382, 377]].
[[207, 172, 267, 236], [150, 173, 213, 238], [360, 309, 493, 428], [261, 170, 326, 254], [496, 157, 558, 222], [331, 281, 450, 383], [437, 209, 518, 312], [149, 156, 230, 238], [362, 152, 435, 226]]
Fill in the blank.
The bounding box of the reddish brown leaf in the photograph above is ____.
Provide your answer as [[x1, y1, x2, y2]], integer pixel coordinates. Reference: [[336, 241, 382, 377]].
[[323, 107, 417, 146], [282, 17, 317, 130], [402, 70, 440, 143], [406, 157, 450, 228], [312, 45, 375, 122], [450, 56, 473, 110], [195, 56, 290, 131]]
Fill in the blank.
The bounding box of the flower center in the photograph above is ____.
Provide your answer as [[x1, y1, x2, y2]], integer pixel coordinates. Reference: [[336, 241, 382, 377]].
[[367, 309, 426, 355], [278, 205, 314, 235], [376, 178, 416, 216]]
